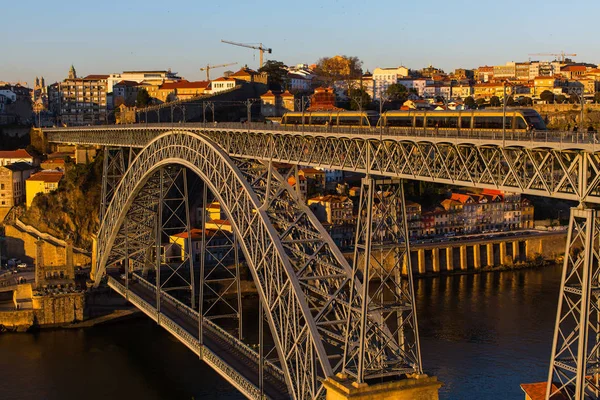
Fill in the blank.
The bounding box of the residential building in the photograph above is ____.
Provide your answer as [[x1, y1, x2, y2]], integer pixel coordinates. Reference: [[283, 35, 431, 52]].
[[397, 78, 433, 97], [473, 82, 514, 100], [106, 70, 181, 93], [168, 228, 233, 264], [372, 66, 410, 100], [298, 168, 326, 195], [515, 62, 531, 80], [287, 73, 311, 92], [0, 94, 6, 114], [521, 199, 534, 229], [58, 66, 108, 125], [308, 195, 353, 225], [0, 89, 17, 103], [0, 149, 34, 167], [476, 66, 494, 82], [287, 174, 307, 199], [493, 62, 516, 80], [25, 171, 64, 207], [210, 77, 238, 94], [405, 201, 422, 238], [451, 85, 473, 99], [112, 80, 140, 107], [229, 66, 268, 84], [0, 162, 36, 208], [156, 80, 210, 102]]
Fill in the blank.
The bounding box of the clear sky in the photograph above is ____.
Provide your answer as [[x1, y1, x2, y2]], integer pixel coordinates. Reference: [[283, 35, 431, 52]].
[[3, 0, 599, 85]]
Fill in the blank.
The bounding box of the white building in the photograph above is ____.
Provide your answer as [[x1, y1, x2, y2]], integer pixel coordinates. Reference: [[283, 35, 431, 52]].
[[0, 149, 34, 167], [210, 77, 237, 94], [0, 90, 17, 103], [106, 70, 181, 93], [396, 78, 433, 97], [372, 66, 409, 100], [287, 73, 311, 91]]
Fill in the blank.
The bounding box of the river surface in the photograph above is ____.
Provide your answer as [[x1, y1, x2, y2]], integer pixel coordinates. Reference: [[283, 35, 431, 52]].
[[0, 265, 562, 400]]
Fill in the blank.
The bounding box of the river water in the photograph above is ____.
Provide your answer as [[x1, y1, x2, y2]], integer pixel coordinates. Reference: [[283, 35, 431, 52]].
[[0, 265, 562, 400]]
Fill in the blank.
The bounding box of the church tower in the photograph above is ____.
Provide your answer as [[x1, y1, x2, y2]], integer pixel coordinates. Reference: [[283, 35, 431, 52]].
[[68, 65, 77, 79]]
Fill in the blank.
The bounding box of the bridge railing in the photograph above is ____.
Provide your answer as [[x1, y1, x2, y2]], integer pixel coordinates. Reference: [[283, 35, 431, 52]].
[[45, 122, 600, 146], [129, 273, 286, 382]]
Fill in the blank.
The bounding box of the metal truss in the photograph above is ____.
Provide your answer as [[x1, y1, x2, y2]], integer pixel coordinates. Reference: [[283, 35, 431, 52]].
[[94, 131, 417, 399], [547, 207, 600, 400], [344, 177, 421, 383], [155, 166, 196, 308], [46, 126, 600, 203], [199, 183, 243, 339], [100, 146, 127, 222]]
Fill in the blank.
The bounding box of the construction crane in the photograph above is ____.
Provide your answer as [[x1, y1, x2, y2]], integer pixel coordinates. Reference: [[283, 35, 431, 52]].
[[221, 40, 272, 68], [528, 51, 577, 63], [199, 62, 238, 80]]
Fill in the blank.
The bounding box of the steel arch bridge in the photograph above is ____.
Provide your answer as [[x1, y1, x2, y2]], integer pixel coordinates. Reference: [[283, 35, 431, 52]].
[[94, 130, 422, 400], [44, 123, 600, 400]]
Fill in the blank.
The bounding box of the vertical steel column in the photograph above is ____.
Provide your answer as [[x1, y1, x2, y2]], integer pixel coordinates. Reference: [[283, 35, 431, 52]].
[[199, 183, 207, 345], [182, 169, 196, 308], [343, 177, 422, 383], [259, 297, 264, 399], [100, 146, 126, 223], [155, 168, 164, 318], [234, 234, 243, 340], [547, 207, 600, 400]]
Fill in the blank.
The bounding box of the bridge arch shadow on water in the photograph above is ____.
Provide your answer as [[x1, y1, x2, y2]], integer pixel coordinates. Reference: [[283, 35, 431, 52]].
[[95, 131, 419, 400]]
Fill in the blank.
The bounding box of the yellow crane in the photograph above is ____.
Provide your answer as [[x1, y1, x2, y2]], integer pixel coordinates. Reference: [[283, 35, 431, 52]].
[[528, 51, 577, 63], [221, 40, 272, 68], [199, 62, 238, 80]]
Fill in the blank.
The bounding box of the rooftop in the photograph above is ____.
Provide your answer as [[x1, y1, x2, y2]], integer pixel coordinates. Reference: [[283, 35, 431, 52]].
[[4, 161, 35, 172], [0, 149, 32, 159], [159, 80, 210, 90], [520, 382, 567, 400], [27, 171, 64, 183]]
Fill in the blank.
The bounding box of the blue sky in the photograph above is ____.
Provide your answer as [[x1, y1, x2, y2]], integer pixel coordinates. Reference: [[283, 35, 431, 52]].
[[3, 0, 599, 85]]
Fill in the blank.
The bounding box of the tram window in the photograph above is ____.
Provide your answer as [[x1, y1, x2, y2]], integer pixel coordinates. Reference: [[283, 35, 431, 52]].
[[310, 115, 330, 125], [524, 115, 547, 130], [361, 117, 370, 126], [460, 117, 472, 129], [426, 117, 458, 128], [415, 117, 424, 127], [515, 117, 527, 129], [473, 116, 504, 129], [386, 117, 412, 127], [338, 116, 361, 126], [285, 116, 302, 125], [368, 116, 379, 127]]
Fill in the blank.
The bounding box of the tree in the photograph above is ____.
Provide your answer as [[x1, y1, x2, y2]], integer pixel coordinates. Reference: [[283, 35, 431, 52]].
[[314, 55, 363, 86], [594, 92, 600, 104], [569, 93, 581, 104], [555, 94, 567, 104], [385, 83, 408, 103], [435, 96, 445, 104], [518, 97, 533, 106], [347, 87, 371, 111], [490, 96, 501, 107], [476, 98, 486, 108], [258, 60, 288, 89], [464, 96, 476, 109], [136, 89, 151, 107], [506, 96, 516, 107], [540, 90, 555, 104]]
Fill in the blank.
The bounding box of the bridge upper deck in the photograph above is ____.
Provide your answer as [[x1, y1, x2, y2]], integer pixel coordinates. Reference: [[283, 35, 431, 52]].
[[44, 122, 600, 151]]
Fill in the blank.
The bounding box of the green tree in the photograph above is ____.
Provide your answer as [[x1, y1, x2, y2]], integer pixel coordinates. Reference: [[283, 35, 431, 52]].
[[594, 92, 600, 104], [347, 87, 371, 111], [476, 98, 486, 108], [385, 83, 408, 102], [136, 89, 151, 107], [490, 96, 501, 107], [464, 96, 476, 109], [569, 93, 581, 104], [540, 90, 555, 104], [258, 60, 288, 89], [506, 96, 516, 107], [314, 55, 363, 86], [518, 96, 533, 106], [435, 96, 445, 104], [555, 94, 567, 104]]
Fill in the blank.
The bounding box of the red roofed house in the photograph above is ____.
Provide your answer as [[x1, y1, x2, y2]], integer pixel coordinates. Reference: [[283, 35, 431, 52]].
[[261, 90, 295, 117], [25, 170, 64, 207], [210, 77, 238, 94], [0, 149, 35, 167], [157, 80, 211, 102], [229, 66, 268, 84], [113, 80, 140, 107]]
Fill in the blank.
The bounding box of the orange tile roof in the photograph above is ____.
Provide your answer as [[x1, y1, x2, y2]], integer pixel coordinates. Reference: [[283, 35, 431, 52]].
[[83, 74, 109, 80], [0, 149, 32, 159], [159, 80, 210, 90], [27, 171, 63, 183], [520, 382, 567, 400]]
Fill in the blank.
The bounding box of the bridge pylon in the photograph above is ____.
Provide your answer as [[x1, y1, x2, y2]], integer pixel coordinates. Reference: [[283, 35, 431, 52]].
[[547, 207, 600, 399], [343, 177, 422, 382]]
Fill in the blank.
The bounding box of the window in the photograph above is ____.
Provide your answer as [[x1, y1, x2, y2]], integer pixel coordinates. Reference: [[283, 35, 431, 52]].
[[386, 116, 413, 127], [0, 184, 3, 190], [460, 117, 471, 129], [473, 116, 508, 130]]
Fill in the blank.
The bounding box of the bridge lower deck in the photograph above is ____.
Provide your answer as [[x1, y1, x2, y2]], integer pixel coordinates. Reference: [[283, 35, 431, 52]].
[[107, 275, 289, 400]]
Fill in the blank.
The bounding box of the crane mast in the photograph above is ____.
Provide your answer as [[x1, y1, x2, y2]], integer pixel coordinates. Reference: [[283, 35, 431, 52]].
[[221, 39, 272, 68]]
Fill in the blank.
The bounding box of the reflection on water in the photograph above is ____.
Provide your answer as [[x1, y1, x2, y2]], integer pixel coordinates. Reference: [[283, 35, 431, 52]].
[[417, 265, 562, 399], [0, 265, 562, 400]]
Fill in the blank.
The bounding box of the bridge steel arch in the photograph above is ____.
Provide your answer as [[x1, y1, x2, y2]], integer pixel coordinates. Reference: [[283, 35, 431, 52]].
[[94, 130, 410, 399]]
